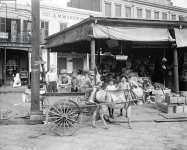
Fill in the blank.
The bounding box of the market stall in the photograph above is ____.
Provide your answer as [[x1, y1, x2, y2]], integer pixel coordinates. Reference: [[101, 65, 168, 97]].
[[46, 16, 187, 93]]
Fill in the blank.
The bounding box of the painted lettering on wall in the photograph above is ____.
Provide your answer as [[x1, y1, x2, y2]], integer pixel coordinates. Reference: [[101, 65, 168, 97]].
[[41, 11, 86, 21]]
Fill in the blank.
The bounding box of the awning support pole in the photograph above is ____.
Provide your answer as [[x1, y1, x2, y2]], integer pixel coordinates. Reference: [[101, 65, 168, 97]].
[[4, 48, 6, 85], [91, 38, 96, 84], [173, 46, 179, 93], [91, 38, 96, 70], [47, 49, 50, 72], [28, 49, 31, 86]]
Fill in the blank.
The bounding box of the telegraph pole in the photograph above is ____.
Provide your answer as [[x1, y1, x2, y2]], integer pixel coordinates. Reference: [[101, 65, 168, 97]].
[[30, 0, 41, 120]]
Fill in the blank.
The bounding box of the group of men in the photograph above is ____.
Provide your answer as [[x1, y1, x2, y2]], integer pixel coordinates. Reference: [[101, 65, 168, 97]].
[[45, 67, 99, 93]]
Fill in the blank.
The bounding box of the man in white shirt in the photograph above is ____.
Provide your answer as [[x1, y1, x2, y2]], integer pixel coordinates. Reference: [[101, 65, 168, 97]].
[[46, 67, 58, 92]]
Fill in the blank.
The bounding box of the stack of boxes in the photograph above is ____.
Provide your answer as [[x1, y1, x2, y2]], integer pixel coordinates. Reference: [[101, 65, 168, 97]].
[[165, 94, 187, 114]]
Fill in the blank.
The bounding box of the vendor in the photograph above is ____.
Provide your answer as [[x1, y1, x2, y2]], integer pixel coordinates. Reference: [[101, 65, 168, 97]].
[[46, 67, 58, 92], [58, 69, 71, 85], [13, 73, 21, 88], [71, 71, 79, 92]]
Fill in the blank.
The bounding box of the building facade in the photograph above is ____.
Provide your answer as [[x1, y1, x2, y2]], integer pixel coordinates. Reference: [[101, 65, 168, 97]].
[[102, 0, 187, 21], [1, 0, 187, 86], [49, 0, 187, 75], [0, 1, 101, 85]]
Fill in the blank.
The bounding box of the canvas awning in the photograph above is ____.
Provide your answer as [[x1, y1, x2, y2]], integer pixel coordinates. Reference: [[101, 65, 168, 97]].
[[46, 18, 175, 49], [174, 28, 187, 48], [93, 24, 173, 42]]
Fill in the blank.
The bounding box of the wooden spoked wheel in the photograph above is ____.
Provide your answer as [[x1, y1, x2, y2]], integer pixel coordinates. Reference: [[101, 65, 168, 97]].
[[47, 100, 81, 136]]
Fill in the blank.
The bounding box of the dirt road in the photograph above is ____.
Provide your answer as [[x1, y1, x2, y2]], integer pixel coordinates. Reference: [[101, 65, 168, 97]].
[[0, 121, 187, 150], [0, 91, 187, 150]]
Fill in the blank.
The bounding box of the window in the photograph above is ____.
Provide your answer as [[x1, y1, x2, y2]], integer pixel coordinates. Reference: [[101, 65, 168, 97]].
[[171, 14, 176, 21], [40, 21, 49, 37], [60, 23, 67, 31], [105, 2, 112, 17], [115, 4, 121, 17], [57, 57, 67, 74], [146, 9, 151, 19], [73, 58, 83, 72], [162, 12, 168, 20], [137, 8, 143, 18], [125, 6, 131, 18], [179, 15, 185, 21], [0, 17, 6, 32], [23, 20, 31, 32], [154, 11, 159, 20]]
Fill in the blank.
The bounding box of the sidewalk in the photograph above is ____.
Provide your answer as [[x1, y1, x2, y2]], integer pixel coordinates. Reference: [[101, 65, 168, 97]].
[[0, 86, 26, 94]]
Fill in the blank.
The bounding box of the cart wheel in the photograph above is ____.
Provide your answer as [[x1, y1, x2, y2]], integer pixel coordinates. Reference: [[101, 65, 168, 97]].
[[47, 99, 81, 136]]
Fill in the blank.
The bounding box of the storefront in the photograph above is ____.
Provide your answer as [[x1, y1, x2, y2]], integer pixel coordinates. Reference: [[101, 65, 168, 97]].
[[46, 16, 187, 93], [0, 47, 30, 86]]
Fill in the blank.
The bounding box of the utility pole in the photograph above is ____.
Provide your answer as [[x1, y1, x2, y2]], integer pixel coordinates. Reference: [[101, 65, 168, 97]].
[[30, 0, 41, 120]]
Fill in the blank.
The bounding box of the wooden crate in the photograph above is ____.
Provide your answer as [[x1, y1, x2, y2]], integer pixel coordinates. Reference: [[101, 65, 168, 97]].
[[174, 105, 184, 113], [165, 95, 185, 104], [184, 105, 187, 113], [157, 102, 186, 114], [156, 103, 175, 114]]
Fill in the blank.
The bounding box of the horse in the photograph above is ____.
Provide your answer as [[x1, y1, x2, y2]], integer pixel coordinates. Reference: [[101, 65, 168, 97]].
[[90, 87, 133, 129]]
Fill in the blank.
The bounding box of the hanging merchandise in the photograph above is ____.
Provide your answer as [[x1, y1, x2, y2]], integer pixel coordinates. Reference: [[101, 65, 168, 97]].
[[106, 39, 119, 48], [116, 55, 128, 61]]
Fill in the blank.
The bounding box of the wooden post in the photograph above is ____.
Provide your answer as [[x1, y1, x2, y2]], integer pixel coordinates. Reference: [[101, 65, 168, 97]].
[[173, 47, 179, 93], [28, 49, 31, 86], [30, 0, 42, 120], [91, 39, 95, 71], [4, 48, 6, 85], [47, 49, 50, 72], [91, 38, 96, 84]]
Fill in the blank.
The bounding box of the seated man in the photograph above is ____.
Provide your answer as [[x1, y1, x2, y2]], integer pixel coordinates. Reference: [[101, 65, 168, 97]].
[[71, 71, 79, 92], [13, 73, 21, 88], [58, 70, 71, 92]]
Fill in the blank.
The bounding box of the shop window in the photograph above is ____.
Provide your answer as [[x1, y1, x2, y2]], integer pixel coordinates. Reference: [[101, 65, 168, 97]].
[[137, 8, 143, 18], [171, 14, 176, 21], [0, 17, 6, 32], [72, 58, 83, 72], [179, 15, 185, 21], [115, 4, 121, 17], [185, 16, 187, 21], [59, 23, 67, 31], [57, 57, 67, 74], [162, 12, 168, 20], [146, 9, 151, 19], [125, 6, 131, 18], [154, 11, 159, 20], [105, 2, 112, 17]]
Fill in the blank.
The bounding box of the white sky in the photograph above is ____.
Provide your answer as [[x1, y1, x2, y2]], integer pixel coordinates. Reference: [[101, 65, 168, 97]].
[[15, 0, 187, 9], [172, 0, 187, 8]]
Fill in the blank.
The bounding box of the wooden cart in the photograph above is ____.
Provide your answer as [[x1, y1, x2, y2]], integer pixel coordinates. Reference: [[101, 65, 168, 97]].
[[42, 89, 137, 136]]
